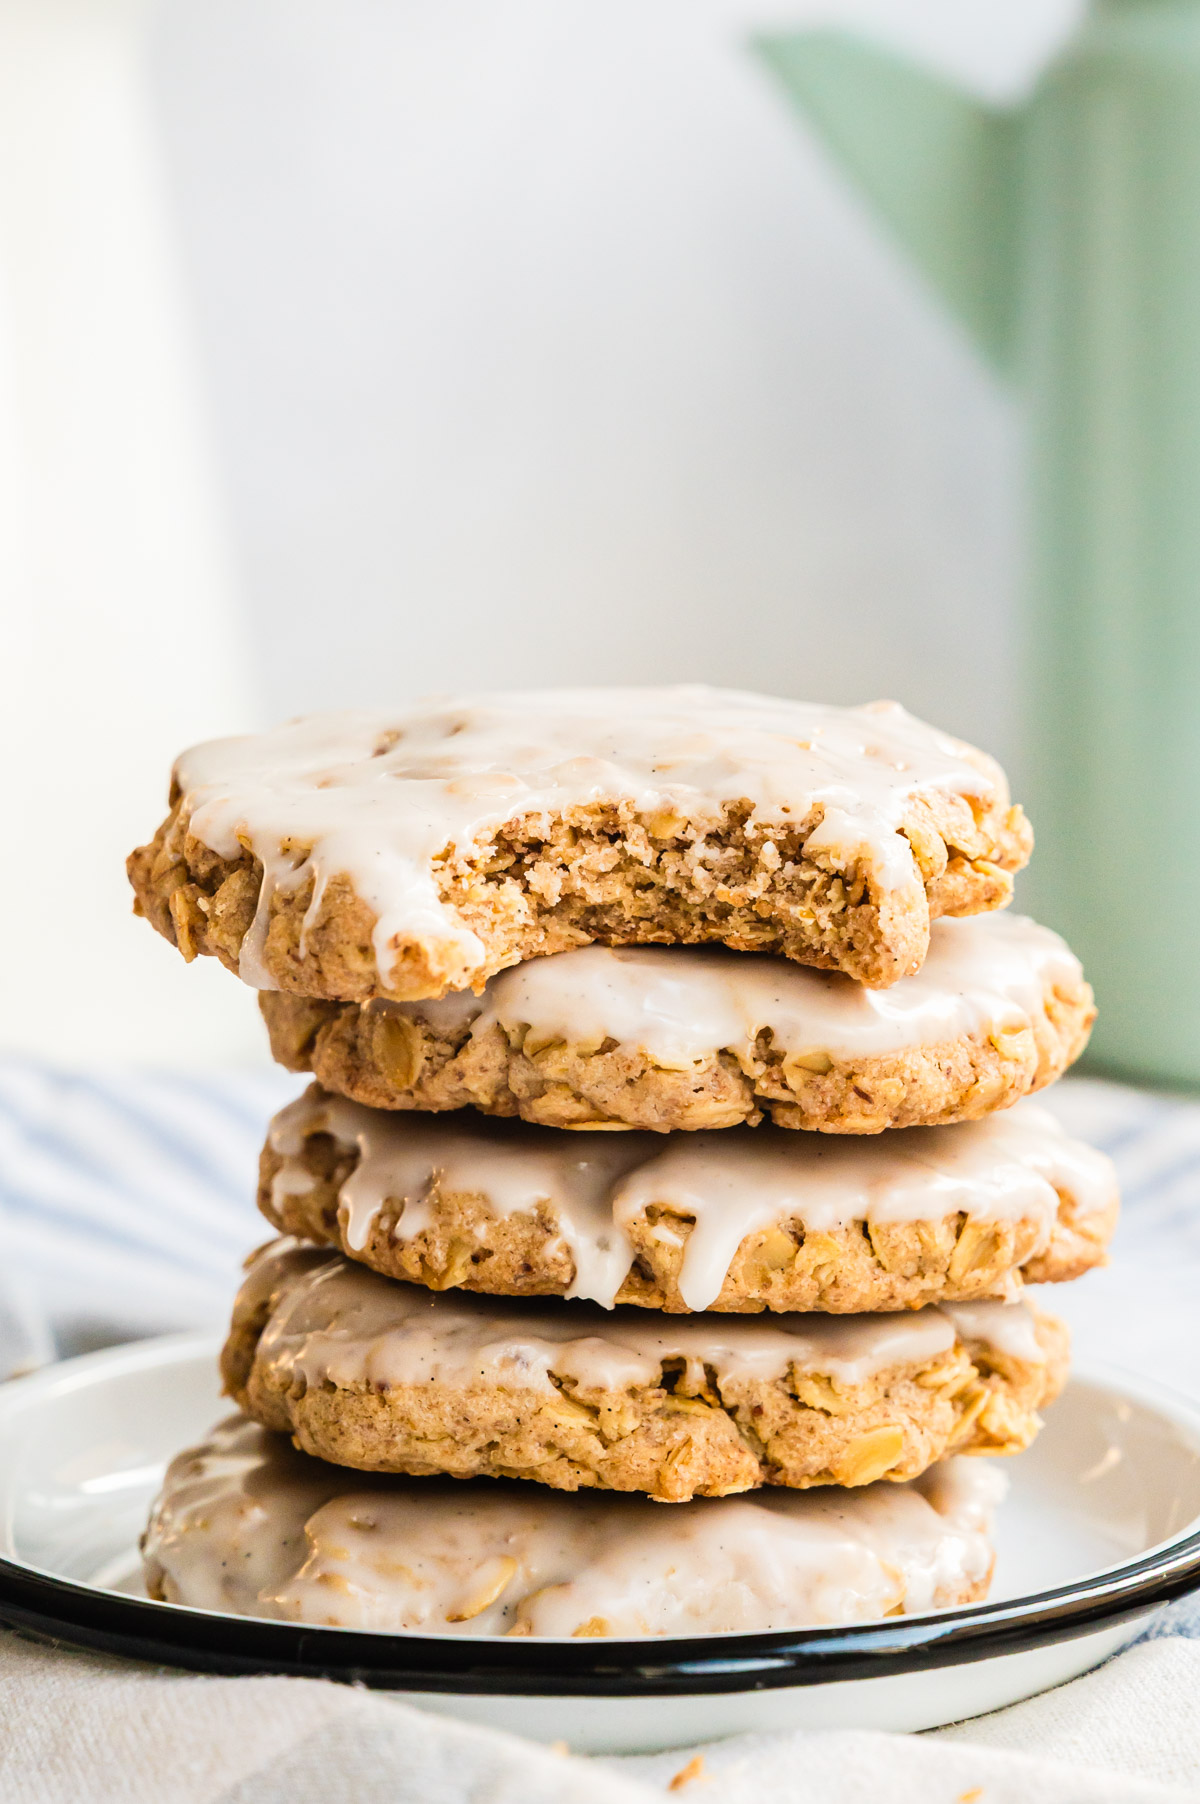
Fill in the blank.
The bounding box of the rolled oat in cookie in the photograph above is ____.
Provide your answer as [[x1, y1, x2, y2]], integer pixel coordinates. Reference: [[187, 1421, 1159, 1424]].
[[262, 914, 1092, 1134], [260, 1088, 1118, 1314], [143, 1416, 1005, 1634], [222, 1237, 1066, 1501], [128, 689, 1031, 999]]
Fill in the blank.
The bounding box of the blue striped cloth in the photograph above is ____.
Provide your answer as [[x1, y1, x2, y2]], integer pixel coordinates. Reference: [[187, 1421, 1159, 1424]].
[[0, 1060, 298, 1361], [1, 1059, 1198, 1638]]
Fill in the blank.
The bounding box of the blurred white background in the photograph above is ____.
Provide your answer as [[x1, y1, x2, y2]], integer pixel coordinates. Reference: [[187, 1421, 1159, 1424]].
[[2, 0, 1080, 1065]]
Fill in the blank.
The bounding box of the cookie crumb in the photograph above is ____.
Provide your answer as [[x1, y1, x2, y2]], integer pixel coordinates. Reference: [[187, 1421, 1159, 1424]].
[[668, 1754, 706, 1790]]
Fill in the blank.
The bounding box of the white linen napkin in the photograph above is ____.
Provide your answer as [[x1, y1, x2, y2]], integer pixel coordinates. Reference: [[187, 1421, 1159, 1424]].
[[1, 1629, 1198, 1803]]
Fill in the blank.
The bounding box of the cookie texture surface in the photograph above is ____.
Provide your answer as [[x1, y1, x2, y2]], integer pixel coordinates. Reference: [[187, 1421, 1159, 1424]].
[[128, 690, 1031, 1000], [144, 1416, 1004, 1634], [262, 916, 1093, 1135], [260, 1088, 1119, 1315], [223, 1240, 1066, 1502]]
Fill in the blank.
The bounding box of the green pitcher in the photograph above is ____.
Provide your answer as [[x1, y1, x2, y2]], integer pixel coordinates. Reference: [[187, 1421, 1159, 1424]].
[[757, 0, 1200, 1088]]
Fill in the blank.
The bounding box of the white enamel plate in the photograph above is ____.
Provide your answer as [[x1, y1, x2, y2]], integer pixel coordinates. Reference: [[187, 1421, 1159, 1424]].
[[0, 1335, 1198, 1755]]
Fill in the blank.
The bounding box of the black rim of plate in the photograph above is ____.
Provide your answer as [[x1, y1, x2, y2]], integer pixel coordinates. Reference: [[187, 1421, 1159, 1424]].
[[0, 1532, 1198, 1694]]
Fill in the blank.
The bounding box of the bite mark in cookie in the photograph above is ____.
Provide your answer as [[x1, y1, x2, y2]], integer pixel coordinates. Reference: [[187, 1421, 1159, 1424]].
[[128, 689, 1031, 1000]]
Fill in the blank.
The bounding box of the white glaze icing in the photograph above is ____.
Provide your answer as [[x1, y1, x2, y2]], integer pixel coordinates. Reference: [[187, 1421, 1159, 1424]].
[[388, 913, 1082, 1068], [143, 1417, 1005, 1635], [268, 1093, 1118, 1311], [240, 1238, 1038, 1400], [940, 1300, 1048, 1365], [171, 690, 1007, 991]]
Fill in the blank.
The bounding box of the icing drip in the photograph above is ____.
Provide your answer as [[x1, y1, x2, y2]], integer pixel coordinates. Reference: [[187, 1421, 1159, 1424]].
[[404, 913, 1081, 1068], [144, 1418, 1005, 1636], [304, 1108, 648, 1307], [268, 1094, 1118, 1311], [239, 1238, 1038, 1399], [171, 690, 1006, 991]]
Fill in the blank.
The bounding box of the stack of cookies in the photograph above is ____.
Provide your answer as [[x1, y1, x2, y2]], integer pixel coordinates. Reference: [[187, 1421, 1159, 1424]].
[[130, 689, 1117, 1638]]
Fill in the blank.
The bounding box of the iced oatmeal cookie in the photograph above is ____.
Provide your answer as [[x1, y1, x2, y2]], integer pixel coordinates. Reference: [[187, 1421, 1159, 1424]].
[[259, 1088, 1118, 1314], [143, 1417, 1004, 1634], [222, 1238, 1066, 1501], [261, 915, 1092, 1134], [128, 690, 1031, 1000]]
